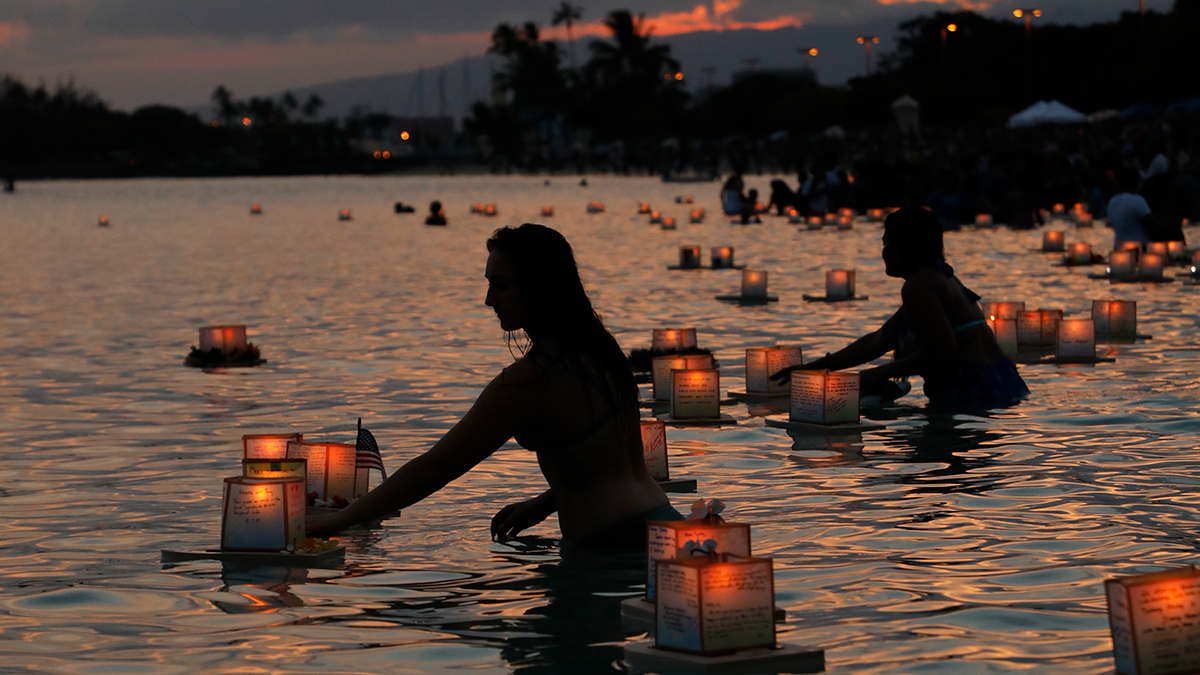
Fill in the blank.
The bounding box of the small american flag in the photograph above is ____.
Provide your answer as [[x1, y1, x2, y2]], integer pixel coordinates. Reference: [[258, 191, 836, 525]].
[[356, 418, 387, 478]]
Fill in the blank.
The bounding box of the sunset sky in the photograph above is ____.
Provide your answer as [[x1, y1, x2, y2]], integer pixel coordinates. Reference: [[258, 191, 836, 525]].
[[0, 0, 1172, 110]]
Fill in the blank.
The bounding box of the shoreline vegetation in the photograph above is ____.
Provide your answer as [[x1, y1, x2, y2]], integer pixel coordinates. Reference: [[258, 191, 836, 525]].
[[1, 3, 1197, 185]]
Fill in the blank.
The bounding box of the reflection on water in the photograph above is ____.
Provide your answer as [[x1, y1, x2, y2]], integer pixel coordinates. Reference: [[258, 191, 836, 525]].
[[1, 176, 1199, 673]]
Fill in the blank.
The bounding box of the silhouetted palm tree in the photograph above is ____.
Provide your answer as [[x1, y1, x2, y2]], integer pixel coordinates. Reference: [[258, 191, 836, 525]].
[[552, 2, 583, 70]]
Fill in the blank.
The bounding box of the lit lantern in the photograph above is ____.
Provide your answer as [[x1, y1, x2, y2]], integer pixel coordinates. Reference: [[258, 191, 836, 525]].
[[221, 477, 306, 551], [243, 458, 307, 480], [652, 355, 688, 400], [684, 354, 714, 369], [649, 211, 662, 224], [1076, 212, 1094, 226], [981, 301, 1025, 320], [1056, 319, 1095, 359], [745, 347, 803, 395], [1053, 203, 1066, 215], [975, 214, 993, 227], [639, 203, 652, 214], [1072, 202, 1086, 215], [868, 208, 885, 221], [338, 209, 352, 221], [541, 206, 554, 217], [646, 501, 751, 601], [837, 215, 853, 230], [1109, 249, 1138, 276], [807, 216, 823, 227], [1168, 240, 1186, 259], [741, 270, 768, 298], [243, 433, 302, 460], [684, 195, 693, 203], [825, 270, 856, 300], [484, 204, 497, 216], [661, 216, 677, 230], [671, 369, 720, 420], [1118, 241, 1142, 252], [1092, 300, 1137, 338], [655, 553, 776, 656], [679, 245, 701, 269], [790, 370, 859, 425], [199, 326, 248, 354], [690, 208, 706, 224], [1017, 311, 1042, 346], [1140, 253, 1165, 278], [1068, 242, 1092, 264], [987, 317, 1018, 357], [1038, 309, 1062, 346], [680, 328, 698, 349], [1042, 231, 1065, 252], [824, 213, 838, 224], [1106, 565, 1200, 675], [1146, 241, 1168, 256], [586, 201, 605, 213], [652, 328, 697, 352], [250, 203, 263, 215], [711, 246, 735, 269], [640, 419, 669, 481], [286, 441, 358, 503], [839, 207, 855, 219], [98, 215, 109, 226]]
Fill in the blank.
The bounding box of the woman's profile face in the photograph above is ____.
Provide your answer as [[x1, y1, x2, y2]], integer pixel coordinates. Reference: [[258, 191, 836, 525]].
[[485, 249, 533, 332], [881, 230, 903, 278]]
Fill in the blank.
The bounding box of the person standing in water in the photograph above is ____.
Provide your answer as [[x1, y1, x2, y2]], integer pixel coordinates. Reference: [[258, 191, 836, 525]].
[[771, 207, 1028, 409], [425, 200, 447, 225], [308, 224, 680, 547]]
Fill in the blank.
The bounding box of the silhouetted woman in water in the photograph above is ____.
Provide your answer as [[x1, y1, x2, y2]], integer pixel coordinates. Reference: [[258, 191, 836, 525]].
[[308, 224, 680, 547], [773, 207, 1029, 409]]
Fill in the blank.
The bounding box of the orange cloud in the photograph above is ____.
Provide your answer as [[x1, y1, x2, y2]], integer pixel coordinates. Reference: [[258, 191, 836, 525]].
[[543, 1, 804, 40], [0, 21, 31, 46]]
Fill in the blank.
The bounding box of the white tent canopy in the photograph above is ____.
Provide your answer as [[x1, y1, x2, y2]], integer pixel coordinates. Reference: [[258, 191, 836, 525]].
[[1007, 100, 1088, 128]]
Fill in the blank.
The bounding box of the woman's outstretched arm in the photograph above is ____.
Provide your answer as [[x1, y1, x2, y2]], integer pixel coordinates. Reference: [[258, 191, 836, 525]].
[[307, 371, 528, 537], [771, 310, 903, 382]]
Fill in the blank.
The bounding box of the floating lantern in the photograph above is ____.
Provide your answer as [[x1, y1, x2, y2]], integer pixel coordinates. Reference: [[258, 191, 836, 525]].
[[1017, 309, 1061, 347], [1076, 212, 1094, 227], [640, 419, 669, 481], [1056, 319, 1095, 359], [865, 208, 882, 221], [250, 203, 263, 215], [97, 215, 109, 227], [684, 354, 715, 369], [199, 326, 248, 354], [586, 201, 605, 213], [661, 217, 677, 230], [825, 270, 856, 301], [652, 328, 697, 352], [786, 206, 799, 218], [243, 433, 302, 460], [711, 246, 735, 269], [1072, 202, 1086, 215], [1068, 242, 1093, 264], [646, 500, 751, 601], [806, 216, 823, 228], [742, 270, 768, 299], [639, 203, 652, 214], [745, 347, 803, 395], [790, 370, 859, 425], [987, 317, 1018, 357], [975, 214, 993, 227], [243, 458, 307, 480], [1168, 240, 1186, 259], [678, 246, 701, 268], [684, 195, 693, 204], [1139, 253, 1165, 278], [649, 210, 662, 224], [286, 441, 358, 504], [652, 355, 688, 400], [839, 207, 855, 219], [338, 209, 352, 221], [671, 369, 720, 420], [837, 215, 853, 230], [823, 213, 838, 224], [1092, 300, 1137, 338], [1146, 241, 1168, 256], [981, 301, 1026, 320], [484, 204, 498, 216], [1042, 231, 1065, 252], [1109, 249, 1138, 276], [1106, 565, 1200, 675], [690, 208, 706, 224], [1118, 241, 1142, 252], [1053, 203, 1066, 215], [655, 552, 776, 656], [541, 206, 554, 217], [221, 477, 306, 551]]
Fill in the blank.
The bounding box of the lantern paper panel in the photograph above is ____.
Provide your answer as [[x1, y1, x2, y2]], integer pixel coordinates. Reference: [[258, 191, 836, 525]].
[[1042, 231, 1065, 252], [1168, 240, 1186, 258], [680, 328, 698, 349], [1118, 241, 1142, 252], [1038, 309, 1062, 346], [286, 441, 358, 502], [790, 371, 859, 425], [355, 469, 369, 499], [1106, 565, 1200, 675], [652, 329, 684, 352], [243, 433, 302, 459], [1109, 250, 1138, 276], [640, 419, 669, 481], [1069, 242, 1092, 264], [221, 477, 306, 551], [988, 318, 1018, 357], [742, 270, 768, 298], [711, 247, 735, 268], [671, 369, 720, 419], [1057, 319, 1096, 359], [683, 354, 714, 370], [975, 214, 993, 227], [745, 347, 803, 395], [1140, 253, 1165, 278], [243, 459, 307, 481], [646, 520, 751, 601], [655, 554, 776, 656], [982, 301, 1026, 320], [1146, 242, 1169, 256], [1092, 300, 1137, 337], [199, 326, 248, 353], [1017, 311, 1042, 346], [652, 355, 689, 400], [825, 270, 856, 300], [679, 246, 701, 268]]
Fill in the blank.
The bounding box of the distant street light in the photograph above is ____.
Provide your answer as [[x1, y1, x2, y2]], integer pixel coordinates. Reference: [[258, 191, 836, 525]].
[[856, 36, 880, 76], [941, 24, 957, 89], [799, 47, 818, 76], [1013, 9, 1042, 101]]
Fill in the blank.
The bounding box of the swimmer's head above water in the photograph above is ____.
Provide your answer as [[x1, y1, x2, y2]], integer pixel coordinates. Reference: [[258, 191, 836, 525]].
[[882, 206, 945, 278]]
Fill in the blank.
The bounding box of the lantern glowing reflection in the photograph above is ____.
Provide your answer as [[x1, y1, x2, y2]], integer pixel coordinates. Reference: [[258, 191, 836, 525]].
[[825, 270, 856, 300]]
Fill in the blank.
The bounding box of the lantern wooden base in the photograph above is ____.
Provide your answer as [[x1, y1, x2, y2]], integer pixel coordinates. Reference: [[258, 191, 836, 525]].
[[715, 294, 778, 304], [657, 478, 698, 493], [1018, 355, 1117, 365], [620, 597, 786, 634], [640, 397, 736, 409], [624, 640, 824, 675], [160, 546, 345, 568], [728, 390, 788, 402], [1054, 258, 1104, 267], [184, 344, 265, 368], [1096, 334, 1153, 343], [764, 415, 884, 435], [1087, 272, 1176, 283], [657, 412, 738, 427], [801, 294, 869, 303], [667, 264, 746, 270]]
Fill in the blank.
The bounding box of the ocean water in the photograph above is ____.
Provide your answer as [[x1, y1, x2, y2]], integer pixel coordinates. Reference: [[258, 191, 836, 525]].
[[1, 175, 1199, 674]]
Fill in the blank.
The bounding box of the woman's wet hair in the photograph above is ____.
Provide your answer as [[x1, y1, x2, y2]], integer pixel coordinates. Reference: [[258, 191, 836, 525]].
[[486, 224, 638, 433], [884, 206, 945, 270]]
